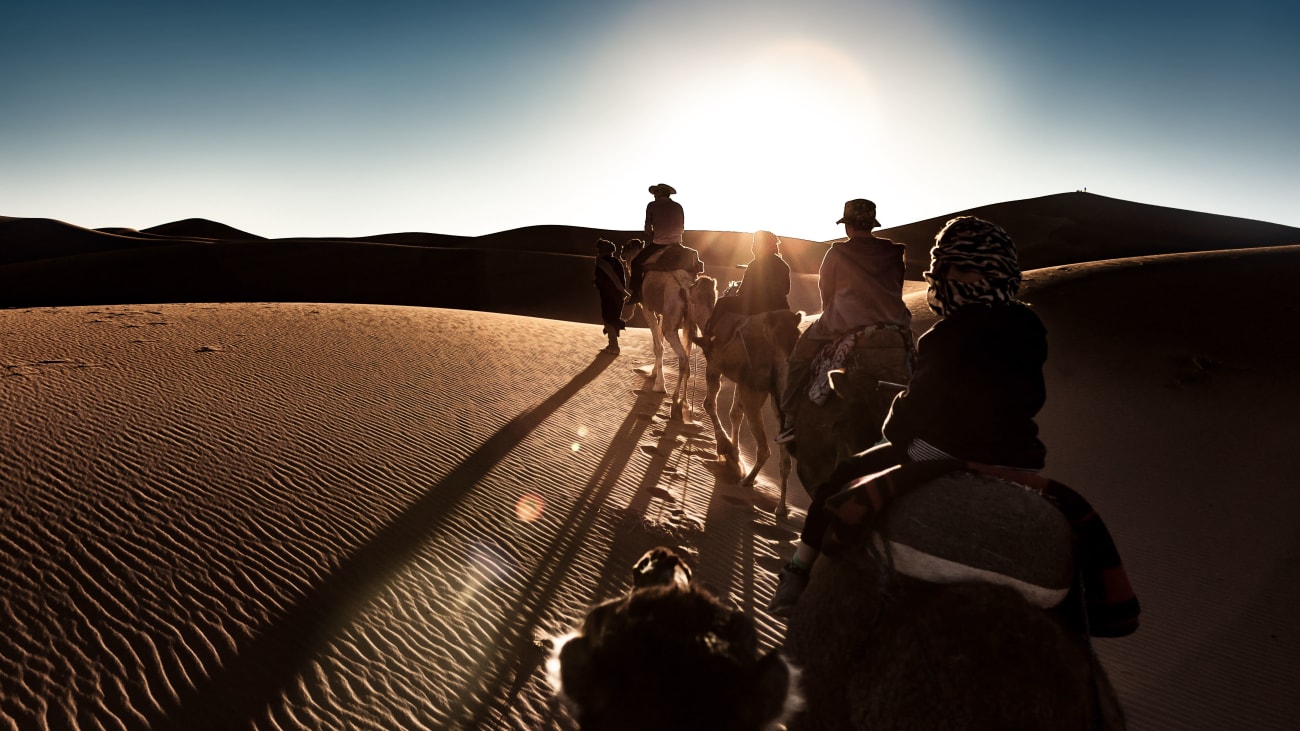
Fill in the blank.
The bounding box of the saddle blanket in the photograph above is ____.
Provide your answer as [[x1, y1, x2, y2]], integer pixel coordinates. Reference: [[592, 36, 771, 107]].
[[807, 324, 910, 405]]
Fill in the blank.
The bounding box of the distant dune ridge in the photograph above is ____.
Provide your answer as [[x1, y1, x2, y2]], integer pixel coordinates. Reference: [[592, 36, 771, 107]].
[[4, 192, 1295, 317], [1, 193, 1298, 729]]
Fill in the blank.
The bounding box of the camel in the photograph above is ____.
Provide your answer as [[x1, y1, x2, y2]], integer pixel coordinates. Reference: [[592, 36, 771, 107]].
[[552, 547, 800, 731], [632, 252, 707, 422], [782, 469, 1127, 729], [790, 324, 914, 492], [687, 277, 801, 516]]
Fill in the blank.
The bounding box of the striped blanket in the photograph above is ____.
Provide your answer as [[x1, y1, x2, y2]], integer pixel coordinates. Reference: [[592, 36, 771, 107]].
[[824, 459, 1141, 638]]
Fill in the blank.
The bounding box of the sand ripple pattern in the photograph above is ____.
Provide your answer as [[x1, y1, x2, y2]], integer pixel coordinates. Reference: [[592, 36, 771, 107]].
[[0, 303, 797, 730]]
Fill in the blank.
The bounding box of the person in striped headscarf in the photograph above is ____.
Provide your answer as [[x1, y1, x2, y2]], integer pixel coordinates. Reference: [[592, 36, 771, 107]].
[[768, 215, 1050, 617]]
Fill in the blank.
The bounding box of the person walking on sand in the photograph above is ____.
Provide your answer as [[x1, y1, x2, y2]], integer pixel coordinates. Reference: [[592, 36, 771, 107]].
[[767, 215, 1048, 617], [628, 183, 685, 304], [593, 238, 629, 354], [773, 199, 911, 445]]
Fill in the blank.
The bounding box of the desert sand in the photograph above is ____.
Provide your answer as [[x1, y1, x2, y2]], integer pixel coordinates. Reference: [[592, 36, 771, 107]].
[[2, 194, 1298, 729]]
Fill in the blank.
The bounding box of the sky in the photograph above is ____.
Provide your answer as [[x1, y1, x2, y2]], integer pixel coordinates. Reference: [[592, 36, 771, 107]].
[[4, 0, 1297, 242]]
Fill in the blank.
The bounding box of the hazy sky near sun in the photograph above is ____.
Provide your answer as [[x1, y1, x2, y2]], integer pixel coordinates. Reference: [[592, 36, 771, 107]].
[[4, 0, 1297, 241]]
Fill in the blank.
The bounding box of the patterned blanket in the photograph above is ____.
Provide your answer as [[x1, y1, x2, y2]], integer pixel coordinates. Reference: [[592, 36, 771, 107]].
[[807, 323, 912, 405]]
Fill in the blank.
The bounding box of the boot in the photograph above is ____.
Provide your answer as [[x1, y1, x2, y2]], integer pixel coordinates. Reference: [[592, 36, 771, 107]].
[[603, 334, 620, 354]]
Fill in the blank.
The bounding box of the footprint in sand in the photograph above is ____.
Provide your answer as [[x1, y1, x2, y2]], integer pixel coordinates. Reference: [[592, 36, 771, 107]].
[[675, 514, 705, 531], [649, 486, 677, 503]]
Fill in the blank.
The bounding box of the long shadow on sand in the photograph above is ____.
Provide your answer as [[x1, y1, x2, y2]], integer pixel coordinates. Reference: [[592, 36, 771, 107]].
[[452, 384, 670, 727], [146, 352, 618, 731]]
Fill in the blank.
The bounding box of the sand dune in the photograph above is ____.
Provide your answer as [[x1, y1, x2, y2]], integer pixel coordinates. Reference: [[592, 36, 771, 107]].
[[1023, 246, 1300, 729], [139, 218, 265, 241], [2, 195, 1298, 729], [879, 191, 1300, 275]]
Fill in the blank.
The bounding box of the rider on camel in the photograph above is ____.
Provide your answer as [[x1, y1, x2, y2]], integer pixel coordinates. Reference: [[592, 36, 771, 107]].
[[628, 184, 688, 304], [700, 230, 791, 353], [774, 199, 912, 445]]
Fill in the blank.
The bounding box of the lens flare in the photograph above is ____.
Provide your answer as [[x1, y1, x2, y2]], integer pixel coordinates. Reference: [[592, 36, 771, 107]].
[[515, 493, 545, 522]]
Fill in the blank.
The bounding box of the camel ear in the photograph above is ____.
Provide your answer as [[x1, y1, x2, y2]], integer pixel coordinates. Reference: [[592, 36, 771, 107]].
[[558, 636, 596, 705], [754, 651, 795, 724]]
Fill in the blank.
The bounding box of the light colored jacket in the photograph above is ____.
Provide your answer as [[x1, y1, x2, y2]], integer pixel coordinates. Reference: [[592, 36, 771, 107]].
[[810, 235, 911, 337]]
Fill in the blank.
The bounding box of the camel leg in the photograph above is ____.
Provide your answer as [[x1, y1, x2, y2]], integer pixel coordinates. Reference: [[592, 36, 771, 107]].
[[775, 442, 792, 519], [716, 388, 746, 481], [739, 387, 770, 487], [666, 324, 692, 422], [727, 389, 745, 451], [704, 366, 743, 481], [647, 313, 667, 392]]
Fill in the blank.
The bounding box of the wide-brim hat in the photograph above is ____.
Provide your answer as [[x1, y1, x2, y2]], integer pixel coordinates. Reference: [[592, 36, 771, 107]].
[[837, 198, 881, 228], [649, 183, 677, 196]]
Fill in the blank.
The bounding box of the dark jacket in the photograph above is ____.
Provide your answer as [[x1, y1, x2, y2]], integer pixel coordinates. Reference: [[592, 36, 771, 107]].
[[738, 252, 791, 315], [883, 302, 1047, 469], [594, 253, 628, 327]]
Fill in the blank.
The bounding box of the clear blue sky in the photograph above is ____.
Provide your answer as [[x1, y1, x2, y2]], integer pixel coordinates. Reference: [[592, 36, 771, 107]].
[[4, 0, 1297, 241]]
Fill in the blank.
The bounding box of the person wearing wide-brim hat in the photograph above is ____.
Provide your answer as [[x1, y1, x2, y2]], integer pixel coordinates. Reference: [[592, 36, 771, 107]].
[[775, 198, 911, 442], [628, 183, 686, 304], [767, 198, 914, 616]]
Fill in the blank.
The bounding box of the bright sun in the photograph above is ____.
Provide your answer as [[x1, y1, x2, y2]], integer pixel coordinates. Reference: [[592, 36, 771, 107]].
[[650, 39, 879, 238]]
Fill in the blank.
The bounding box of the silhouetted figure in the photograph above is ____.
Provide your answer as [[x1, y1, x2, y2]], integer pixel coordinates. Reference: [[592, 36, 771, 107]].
[[628, 183, 685, 304], [769, 215, 1048, 617], [593, 238, 629, 354], [702, 230, 791, 352]]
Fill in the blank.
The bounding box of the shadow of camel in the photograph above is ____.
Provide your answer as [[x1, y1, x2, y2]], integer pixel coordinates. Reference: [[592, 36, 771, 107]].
[[146, 352, 618, 731], [455, 386, 669, 727]]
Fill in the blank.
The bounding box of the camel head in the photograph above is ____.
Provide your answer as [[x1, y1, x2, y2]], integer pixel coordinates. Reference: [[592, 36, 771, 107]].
[[688, 275, 718, 329], [553, 547, 800, 731]]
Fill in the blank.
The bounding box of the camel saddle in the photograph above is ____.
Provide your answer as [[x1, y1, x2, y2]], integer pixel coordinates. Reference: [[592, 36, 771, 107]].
[[643, 243, 703, 273], [808, 324, 913, 406]]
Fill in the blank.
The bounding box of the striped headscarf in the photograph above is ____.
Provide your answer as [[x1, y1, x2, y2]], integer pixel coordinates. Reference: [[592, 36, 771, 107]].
[[924, 216, 1021, 316]]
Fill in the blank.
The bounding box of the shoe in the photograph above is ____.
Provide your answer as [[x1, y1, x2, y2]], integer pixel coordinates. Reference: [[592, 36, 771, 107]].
[[766, 563, 810, 618], [773, 424, 796, 445], [602, 345, 620, 355]]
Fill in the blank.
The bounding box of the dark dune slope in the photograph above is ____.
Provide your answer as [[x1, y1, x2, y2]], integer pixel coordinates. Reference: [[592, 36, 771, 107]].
[[878, 192, 1300, 277]]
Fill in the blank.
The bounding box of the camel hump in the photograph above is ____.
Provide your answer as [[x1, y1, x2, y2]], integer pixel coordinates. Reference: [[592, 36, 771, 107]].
[[737, 309, 802, 354], [877, 471, 1074, 608]]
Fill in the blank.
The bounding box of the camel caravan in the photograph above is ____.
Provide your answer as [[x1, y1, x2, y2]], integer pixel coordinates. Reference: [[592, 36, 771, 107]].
[[568, 189, 1140, 728]]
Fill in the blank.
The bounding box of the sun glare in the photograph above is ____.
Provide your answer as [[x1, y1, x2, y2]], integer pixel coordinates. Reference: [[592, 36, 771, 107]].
[[652, 39, 879, 237]]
